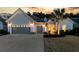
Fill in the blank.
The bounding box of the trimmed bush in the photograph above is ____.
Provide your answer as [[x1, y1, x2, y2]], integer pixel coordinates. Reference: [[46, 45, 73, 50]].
[[65, 30, 74, 35], [73, 28, 79, 36], [0, 29, 9, 35], [60, 30, 65, 35]]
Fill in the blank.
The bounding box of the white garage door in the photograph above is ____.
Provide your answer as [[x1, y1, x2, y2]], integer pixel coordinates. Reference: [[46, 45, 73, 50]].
[[12, 27, 31, 34]]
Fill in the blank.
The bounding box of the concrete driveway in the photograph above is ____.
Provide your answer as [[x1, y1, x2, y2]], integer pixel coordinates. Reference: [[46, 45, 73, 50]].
[[0, 34, 44, 52]]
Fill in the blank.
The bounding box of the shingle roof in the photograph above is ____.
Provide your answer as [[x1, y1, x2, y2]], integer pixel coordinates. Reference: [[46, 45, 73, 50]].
[[71, 18, 79, 24], [30, 15, 45, 22]]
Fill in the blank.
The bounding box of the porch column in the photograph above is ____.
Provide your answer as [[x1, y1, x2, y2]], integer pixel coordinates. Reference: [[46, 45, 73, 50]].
[[8, 23, 12, 34], [30, 23, 37, 32], [42, 25, 47, 32], [56, 22, 58, 31]]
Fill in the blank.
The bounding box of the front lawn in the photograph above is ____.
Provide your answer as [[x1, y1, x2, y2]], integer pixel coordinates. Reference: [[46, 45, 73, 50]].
[[44, 35, 79, 52]]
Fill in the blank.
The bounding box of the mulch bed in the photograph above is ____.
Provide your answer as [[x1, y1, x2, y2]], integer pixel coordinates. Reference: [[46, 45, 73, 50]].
[[43, 34, 65, 38]]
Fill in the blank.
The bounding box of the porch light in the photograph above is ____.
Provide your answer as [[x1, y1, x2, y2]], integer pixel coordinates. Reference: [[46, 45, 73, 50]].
[[42, 24, 45, 27], [30, 23, 34, 27], [62, 25, 66, 32], [8, 23, 12, 27]]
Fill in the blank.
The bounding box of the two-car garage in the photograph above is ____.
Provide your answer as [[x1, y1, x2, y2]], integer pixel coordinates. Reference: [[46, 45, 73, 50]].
[[6, 8, 47, 34], [12, 27, 30, 34], [8, 24, 45, 34]]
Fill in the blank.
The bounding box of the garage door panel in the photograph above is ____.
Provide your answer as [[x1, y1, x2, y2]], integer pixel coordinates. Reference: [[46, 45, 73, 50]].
[[12, 27, 30, 34]]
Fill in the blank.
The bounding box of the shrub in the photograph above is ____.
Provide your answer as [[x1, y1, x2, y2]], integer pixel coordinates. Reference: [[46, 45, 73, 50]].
[[65, 30, 74, 35], [0, 29, 9, 35], [60, 30, 65, 35], [73, 28, 79, 35]]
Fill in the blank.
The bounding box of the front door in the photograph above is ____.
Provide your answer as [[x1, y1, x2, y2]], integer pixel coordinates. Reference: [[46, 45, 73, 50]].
[[37, 26, 43, 33]]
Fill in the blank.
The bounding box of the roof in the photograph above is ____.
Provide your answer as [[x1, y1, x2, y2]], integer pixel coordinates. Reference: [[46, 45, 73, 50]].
[[30, 15, 46, 22], [56, 18, 75, 24], [0, 16, 6, 23], [71, 18, 79, 24], [6, 8, 36, 24]]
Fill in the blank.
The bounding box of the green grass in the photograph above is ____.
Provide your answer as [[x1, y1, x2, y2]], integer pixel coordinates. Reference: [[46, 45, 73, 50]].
[[44, 35, 79, 52]]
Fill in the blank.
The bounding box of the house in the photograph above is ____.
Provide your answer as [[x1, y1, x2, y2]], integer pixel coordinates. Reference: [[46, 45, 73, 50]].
[[47, 19, 56, 34], [72, 17, 79, 28], [0, 21, 3, 29], [48, 18, 77, 34], [5, 8, 79, 34], [55, 18, 79, 32], [31, 15, 47, 33], [0, 17, 7, 31], [60, 18, 74, 31], [6, 8, 47, 34]]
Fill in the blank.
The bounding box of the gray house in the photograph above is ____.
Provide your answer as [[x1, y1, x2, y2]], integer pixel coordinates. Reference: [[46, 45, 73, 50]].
[[5, 8, 79, 34], [72, 18, 79, 28], [6, 8, 47, 34], [6, 8, 36, 34], [0, 17, 7, 31], [59, 18, 74, 31], [0, 21, 3, 30]]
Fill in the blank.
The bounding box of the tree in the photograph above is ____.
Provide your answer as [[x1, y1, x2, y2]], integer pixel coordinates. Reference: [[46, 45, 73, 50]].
[[27, 11, 31, 16], [33, 12, 45, 19], [63, 13, 69, 18], [53, 8, 65, 35], [69, 13, 74, 18]]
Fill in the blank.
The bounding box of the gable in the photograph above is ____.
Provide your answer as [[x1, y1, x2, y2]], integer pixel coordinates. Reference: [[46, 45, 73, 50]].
[[61, 19, 74, 24], [6, 8, 35, 25]]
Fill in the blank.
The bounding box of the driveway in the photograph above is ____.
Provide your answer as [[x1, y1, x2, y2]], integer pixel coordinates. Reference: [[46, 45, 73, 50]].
[[0, 34, 44, 52]]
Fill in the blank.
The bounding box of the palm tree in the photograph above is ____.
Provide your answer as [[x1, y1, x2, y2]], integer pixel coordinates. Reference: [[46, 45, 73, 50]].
[[53, 8, 65, 35]]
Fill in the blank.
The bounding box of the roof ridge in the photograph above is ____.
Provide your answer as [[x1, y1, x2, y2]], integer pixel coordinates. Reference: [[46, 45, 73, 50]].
[[6, 8, 35, 22]]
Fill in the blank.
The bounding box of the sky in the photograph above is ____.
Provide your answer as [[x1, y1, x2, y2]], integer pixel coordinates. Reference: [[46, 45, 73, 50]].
[[0, 7, 54, 14], [0, 7, 79, 14], [0, 0, 79, 14]]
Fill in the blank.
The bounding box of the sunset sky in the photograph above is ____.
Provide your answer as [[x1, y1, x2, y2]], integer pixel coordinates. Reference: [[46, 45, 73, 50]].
[[0, 7, 54, 14], [0, 7, 79, 14]]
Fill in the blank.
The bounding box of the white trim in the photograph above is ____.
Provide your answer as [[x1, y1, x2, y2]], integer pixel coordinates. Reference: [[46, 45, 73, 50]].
[[8, 23, 12, 34]]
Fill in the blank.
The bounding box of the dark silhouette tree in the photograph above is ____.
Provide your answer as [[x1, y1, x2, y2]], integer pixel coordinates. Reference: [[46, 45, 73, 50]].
[[27, 11, 31, 16], [63, 13, 70, 18], [69, 13, 74, 18]]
